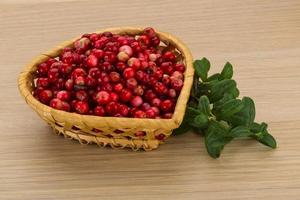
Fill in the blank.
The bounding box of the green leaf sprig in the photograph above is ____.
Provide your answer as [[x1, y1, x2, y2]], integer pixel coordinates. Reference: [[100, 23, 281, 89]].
[[173, 58, 277, 158]]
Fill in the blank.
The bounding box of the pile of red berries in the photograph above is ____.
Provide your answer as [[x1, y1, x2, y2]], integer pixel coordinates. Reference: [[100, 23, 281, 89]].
[[33, 27, 185, 119]]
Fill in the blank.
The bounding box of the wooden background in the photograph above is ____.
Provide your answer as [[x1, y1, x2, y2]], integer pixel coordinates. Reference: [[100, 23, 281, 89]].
[[1, 0, 300, 199]]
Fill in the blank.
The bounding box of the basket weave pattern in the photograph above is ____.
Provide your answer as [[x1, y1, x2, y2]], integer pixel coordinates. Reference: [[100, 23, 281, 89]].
[[18, 27, 194, 151]]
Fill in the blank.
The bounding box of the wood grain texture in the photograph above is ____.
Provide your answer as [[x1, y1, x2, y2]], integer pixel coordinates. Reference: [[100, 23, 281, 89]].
[[1, 0, 300, 199]]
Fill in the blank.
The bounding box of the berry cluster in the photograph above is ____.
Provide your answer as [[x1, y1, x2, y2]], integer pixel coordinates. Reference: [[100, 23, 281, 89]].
[[33, 27, 185, 119]]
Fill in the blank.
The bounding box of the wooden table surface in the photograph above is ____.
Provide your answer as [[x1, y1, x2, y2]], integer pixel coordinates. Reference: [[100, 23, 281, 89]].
[[1, 0, 300, 199]]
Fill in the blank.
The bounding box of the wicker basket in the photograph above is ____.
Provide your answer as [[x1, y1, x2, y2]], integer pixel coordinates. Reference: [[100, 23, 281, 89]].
[[18, 27, 194, 151]]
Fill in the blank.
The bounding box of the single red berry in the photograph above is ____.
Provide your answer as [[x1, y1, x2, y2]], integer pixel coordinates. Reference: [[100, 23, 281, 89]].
[[61, 101, 71, 111], [140, 60, 149, 70], [162, 113, 173, 119], [119, 45, 133, 57], [105, 102, 119, 116], [163, 51, 176, 62], [61, 51, 75, 64], [130, 41, 142, 53], [160, 100, 174, 112], [127, 57, 141, 70], [74, 101, 89, 114], [110, 92, 119, 102], [39, 90, 53, 104], [149, 53, 158, 62], [117, 51, 129, 62], [56, 90, 70, 101], [74, 76, 86, 86], [150, 36, 160, 46], [141, 103, 151, 111], [117, 36, 129, 45], [119, 104, 129, 117], [100, 61, 113, 72], [138, 35, 150, 49], [46, 58, 57, 67], [155, 133, 166, 141], [133, 85, 144, 96], [59, 63, 73, 74], [174, 63, 186, 73], [126, 78, 138, 90], [104, 51, 117, 63], [171, 79, 184, 91], [130, 96, 143, 107], [119, 89, 132, 102], [72, 68, 87, 79], [47, 68, 60, 83], [94, 106, 106, 116], [123, 67, 135, 79], [75, 90, 88, 101], [96, 91, 110, 105], [91, 49, 104, 58], [99, 72, 110, 83], [88, 67, 100, 78], [50, 98, 63, 110], [104, 42, 119, 53], [133, 110, 146, 118], [154, 82, 168, 95], [74, 37, 90, 52], [151, 106, 160, 116], [171, 71, 184, 80], [65, 79, 74, 91], [116, 61, 126, 71], [37, 62, 49, 76], [168, 89, 177, 98], [109, 71, 121, 83], [86, 54, 98, 68], [89, 33, 99, 42], [145, 108, 156, 118], [153, 69, 163, 80], [143, 27, 156, 38], [151, 98, 161, 107], [114, 83, 124, 93], [86, 76, 96, 87], [135, 70, 145, 81], [162, 74, 171, 86], [36, 78, 49, 88], [144, 90, 156, 102], [160, 62, 174, 75]]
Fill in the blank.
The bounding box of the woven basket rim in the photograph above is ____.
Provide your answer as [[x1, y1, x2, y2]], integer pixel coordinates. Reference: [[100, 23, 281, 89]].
[[18, 27, 194, 130]]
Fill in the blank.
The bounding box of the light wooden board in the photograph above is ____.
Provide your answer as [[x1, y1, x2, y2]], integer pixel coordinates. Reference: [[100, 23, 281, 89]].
[[1, 0, 300, 199]]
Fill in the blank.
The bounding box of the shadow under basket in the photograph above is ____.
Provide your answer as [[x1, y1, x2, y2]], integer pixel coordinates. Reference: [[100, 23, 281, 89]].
[[18, 27, 194, 151]]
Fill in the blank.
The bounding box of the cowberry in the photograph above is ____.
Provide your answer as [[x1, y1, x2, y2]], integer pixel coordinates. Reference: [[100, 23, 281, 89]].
[[120, 89, 132, 102], [39, 90, 53, 104], [74, 101, 89, 114], [94, 106, 106, 116], [50, 98, 63, 110], [131, 96, 143, 107], [56, 90, 70, 101], [96, 91, 110, 105], [123, 68, 135, 79], [160, 100, 174, 112]]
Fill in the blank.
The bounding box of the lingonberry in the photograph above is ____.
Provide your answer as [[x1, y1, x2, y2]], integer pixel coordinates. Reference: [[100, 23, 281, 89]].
[[36, 78, 49, 88], [48, 68, 60, 83], [168, 89, 177, 98], [135, 70, 145, 81], [75, 90, 88, 101], [151, 106, 160, 116], [151, 98, 161, 107], [126, 78, 138, 90], [174, 63, 186, 73], [104, 42, 119, 53], [96, 91, 110, 105], [130, 41, 142, 53], [116, 61, 126, 71], [162, 74, 171, 86], [101, 61, 114, 72], [154, 82, 168, 95], [149, 53, 158, 62], [133, 85, 144, 96], [123, 67, 135, 79], [110, 92, 119, 102], [117, 36, 129, 45], [127, 57, 141, 70], [153, 69, 163, 80], [113, 83, 124, 93], [141, 102, 151, 111], [89, 33, 99, 42], [119, 104, 129, 117], [105, 102, 119, 116], [61, 51, 75, 64], [162, 113, 173, 119], [131, 96, 143, 107], [133, 110, 146, 118], [171, 79, 184, 91], [65, 79, 74, 91], [150, 36, 160, 46], [104, 51, 117, 63], [56, 90, 70, 101], [120, 89, 132, 102], [86, 54, 98, 68], [101, 82, 113, 92], [74, 76, 86, 86], [171, 71, 184, 80], [74, 101, 89, 114], [72, 68, 87, 79], [86, 76, 96, 87], [61, 101, 71, 112], [117, 51, 129, 62], [140, 60, 149, 70], [74, 37, 90, 53], [91, 49, 104, 58], [94, 37, 109, 49], [109, 71, 121, 83], [119, 45, 133, 56], [37, 62, 49, 76], [160, 62, 174, 75], [145, 108, 156, 118], [138, 35, 150, 49], [160, 99, 174, 112], [39, 90, 53, 104], [94, 106, 106, 116], [144, 90, 156, 102], [59, 63, 73, 74], [50, 98, 63, 110], [143, 27, 156, 38], [163, 51, 176, 62]]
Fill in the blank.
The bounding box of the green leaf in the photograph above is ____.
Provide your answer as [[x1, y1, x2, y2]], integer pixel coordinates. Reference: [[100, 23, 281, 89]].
[[254, 132, 277, 149], [197, 96, 211, 115], [207, 73, 221, 82], [226, 97, 255, 127], [216, 99, 244, 119], [189, 113, 209, 128], [220, 62, 233, 79], [204, 120, 232, 158], [209, 79, 237, 102], [191, 74, 201, 98], [193, 58, 210, 82], [229, 126, 252, 138]]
